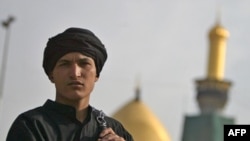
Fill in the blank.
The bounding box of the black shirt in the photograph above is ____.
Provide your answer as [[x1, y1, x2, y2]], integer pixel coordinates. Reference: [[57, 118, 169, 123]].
[[6, 99, 133, 141]]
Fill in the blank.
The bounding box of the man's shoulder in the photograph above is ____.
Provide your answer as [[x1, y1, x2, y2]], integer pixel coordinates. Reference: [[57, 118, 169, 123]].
[[90, 107, 124, 126], [17, 106, 45, 119], [90, 106, 122, 127], [16, 100, 52, 120], [90, 107, 133, 140], [104, 115, 122, 125]]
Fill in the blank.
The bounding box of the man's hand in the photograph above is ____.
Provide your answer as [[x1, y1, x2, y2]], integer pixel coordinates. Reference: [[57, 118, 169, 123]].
[[98, 127, 125, 141]]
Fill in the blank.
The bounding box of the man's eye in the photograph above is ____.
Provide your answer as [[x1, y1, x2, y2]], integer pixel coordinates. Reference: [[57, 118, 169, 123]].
[[80, 62, 90, 66]]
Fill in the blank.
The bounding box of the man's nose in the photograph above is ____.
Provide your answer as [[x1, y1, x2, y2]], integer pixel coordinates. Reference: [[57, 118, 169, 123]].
[[70, 64, 82, 78]]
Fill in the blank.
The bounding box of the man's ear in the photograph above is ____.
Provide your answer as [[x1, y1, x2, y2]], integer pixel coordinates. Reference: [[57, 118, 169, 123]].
[[48, 73, 55, 83], [95, 77, 99, 82]]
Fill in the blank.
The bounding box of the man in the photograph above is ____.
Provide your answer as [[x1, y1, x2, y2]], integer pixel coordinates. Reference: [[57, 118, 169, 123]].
[[6, 27, 133, 141]]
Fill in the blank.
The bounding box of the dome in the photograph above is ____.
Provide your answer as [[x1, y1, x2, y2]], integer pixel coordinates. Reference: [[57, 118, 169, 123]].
[[112, 98, 171, 141]]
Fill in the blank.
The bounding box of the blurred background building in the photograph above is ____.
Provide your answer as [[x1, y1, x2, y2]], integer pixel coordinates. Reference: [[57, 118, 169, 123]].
[[111, 18, 234, 141]]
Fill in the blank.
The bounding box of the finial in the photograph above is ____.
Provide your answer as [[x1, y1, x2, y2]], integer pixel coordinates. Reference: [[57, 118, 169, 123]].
[[215, 4, 222, 25], [135, 74, 141, 101]]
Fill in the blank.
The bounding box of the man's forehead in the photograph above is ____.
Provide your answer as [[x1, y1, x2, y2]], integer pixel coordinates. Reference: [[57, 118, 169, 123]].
[[59, 52, 93, 61]]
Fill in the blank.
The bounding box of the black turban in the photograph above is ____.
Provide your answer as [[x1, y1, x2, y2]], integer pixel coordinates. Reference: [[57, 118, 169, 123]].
[[42, 27, 107, 78]]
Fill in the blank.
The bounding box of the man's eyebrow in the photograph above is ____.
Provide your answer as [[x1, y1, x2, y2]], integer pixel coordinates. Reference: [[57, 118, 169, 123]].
[[79, 58, 91, 61], [57, 59, 70, 63]]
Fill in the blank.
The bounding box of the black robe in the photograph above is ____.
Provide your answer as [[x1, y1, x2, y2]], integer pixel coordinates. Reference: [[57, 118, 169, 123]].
[[6, 100, 133, 141]]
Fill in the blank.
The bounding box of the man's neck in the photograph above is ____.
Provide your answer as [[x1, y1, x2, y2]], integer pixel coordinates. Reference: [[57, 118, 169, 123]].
[[75, 106, 89, 123], [55, 96, 90, 123]]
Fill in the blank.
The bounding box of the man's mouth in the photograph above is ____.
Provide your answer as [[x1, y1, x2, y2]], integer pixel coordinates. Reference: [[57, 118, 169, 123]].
[[68, 81, 84, 86]]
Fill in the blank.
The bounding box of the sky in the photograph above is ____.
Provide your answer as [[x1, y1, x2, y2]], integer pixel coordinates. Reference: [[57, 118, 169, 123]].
[[0, 1, 250, 141]]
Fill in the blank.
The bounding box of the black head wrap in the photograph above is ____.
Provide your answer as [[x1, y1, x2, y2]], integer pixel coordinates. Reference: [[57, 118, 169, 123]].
[[42, 27, 107, 78]]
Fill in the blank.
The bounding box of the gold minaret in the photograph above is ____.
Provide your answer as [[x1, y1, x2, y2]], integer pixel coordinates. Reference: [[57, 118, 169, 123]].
[[196, 17, 232, 114], [207, 20, 229, 80], [181, 14, 234, 141]]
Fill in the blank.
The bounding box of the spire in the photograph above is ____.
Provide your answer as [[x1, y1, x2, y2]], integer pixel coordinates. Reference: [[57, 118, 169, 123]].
[[135, 75, 141, 101], [215, 3, 222, 26]]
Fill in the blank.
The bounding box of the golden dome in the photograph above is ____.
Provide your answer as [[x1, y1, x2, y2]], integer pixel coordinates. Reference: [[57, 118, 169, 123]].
[[112, 98, 171, 141]]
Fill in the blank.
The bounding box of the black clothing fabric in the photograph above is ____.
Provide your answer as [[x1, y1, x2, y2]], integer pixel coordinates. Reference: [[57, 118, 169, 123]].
[[43, 27, 107, 78], [6, 100, 133, 141]]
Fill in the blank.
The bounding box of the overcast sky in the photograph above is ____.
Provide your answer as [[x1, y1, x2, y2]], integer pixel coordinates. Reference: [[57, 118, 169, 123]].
[[0, 1, 250, 141]]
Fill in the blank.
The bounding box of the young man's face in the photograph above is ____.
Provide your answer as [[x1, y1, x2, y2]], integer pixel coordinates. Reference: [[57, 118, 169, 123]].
[[50, 52, 98, 104]]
